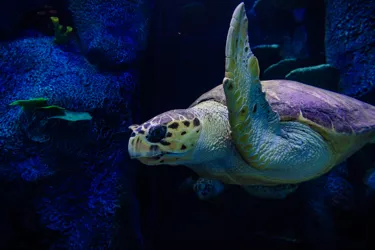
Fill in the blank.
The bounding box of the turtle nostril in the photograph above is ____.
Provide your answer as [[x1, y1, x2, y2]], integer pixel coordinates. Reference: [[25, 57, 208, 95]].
[[146, 125, 167, 143]]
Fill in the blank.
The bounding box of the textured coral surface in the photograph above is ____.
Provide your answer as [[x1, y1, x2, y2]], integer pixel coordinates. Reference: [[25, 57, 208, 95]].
[[68, 0, 149, 67], [325, 0, 375, 98], [0, 0, 149, 248]]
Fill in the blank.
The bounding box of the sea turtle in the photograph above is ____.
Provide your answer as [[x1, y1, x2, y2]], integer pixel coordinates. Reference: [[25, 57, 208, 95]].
[[128, 2, 375, 200]]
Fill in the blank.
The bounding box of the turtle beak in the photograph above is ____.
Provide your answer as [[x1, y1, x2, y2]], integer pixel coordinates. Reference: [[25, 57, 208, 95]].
[[128, 137, 167, 166], [128, 124, 140, 131], [128, 139, 144, 159], [128, 140, 162, 159], [128, 125, 141, 159]]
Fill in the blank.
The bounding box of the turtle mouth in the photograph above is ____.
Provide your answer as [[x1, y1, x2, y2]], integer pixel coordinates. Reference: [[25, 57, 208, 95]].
[[128, 133, 188, 165], [130, 151, 186, 166], [129, 151, 183, 160]]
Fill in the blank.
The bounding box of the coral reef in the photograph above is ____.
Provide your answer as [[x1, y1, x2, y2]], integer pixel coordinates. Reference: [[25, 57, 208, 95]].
[[325, 0, 375, 98], [0, 34, 141, 248], [299, 163, 356, 249], [0, 0, 149, 248], [35, 148, 129, 249], [0, 36, 134, 148], [68, 0, 150, 67], [14, 155, 55, 182]]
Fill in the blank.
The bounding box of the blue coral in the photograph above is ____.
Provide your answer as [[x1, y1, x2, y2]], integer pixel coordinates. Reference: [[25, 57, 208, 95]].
[[298, 163, 355, 247], [15, 155, 54, 182], [325, 0, 375, 97], [0, 35, 134, 151], [68, 0, 150, 67], [36, 165, 122, 249], [301, 163, 354, 210], [87, 169, 121, 217], [0, 32, 142, 248], [0, 0, 149, 249]]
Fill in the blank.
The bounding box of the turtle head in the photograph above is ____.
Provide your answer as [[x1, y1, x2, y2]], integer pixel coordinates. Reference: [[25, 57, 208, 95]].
[[128, 109, 202, 165]]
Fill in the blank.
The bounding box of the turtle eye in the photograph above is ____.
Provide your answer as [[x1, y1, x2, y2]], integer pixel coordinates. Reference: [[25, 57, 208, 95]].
[[146, 125, 167, 143]]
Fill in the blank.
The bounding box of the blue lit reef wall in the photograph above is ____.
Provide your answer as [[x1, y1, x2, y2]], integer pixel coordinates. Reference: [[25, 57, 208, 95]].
[[0, 0, 150, 249], [325, 0, 375, 99]]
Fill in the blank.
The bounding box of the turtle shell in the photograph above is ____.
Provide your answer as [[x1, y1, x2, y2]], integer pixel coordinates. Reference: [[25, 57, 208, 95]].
[[190, 79, 375, 135], [189, 84, 227, 107]]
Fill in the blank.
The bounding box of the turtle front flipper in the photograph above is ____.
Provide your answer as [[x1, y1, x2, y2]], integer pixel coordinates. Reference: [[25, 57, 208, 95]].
[[222, 3, 332, 183], [223, 3, 280, 171]]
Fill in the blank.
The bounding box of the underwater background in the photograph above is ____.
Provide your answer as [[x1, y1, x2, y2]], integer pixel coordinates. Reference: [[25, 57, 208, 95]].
[[0, 0, 375, 249]]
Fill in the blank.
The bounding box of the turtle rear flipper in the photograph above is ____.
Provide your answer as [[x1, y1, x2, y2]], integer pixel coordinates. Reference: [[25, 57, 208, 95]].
[[223, 3, 332, 183], [193, 178, 225, 200]]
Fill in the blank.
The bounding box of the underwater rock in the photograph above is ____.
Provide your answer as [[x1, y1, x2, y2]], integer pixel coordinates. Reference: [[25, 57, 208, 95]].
[[68, 0, 150, 68], [0, 35, 143, 248], [325, 0, 375, 98], [14, 156, 54, 182], [285, 64, 339, 91], [262, 58, 322, 80], [298, 162, 356, 249], [0, 36, 134, 149]]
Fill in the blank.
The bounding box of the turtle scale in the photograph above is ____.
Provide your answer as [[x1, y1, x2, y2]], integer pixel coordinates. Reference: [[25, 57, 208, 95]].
[[190, 80, 375, 135]]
